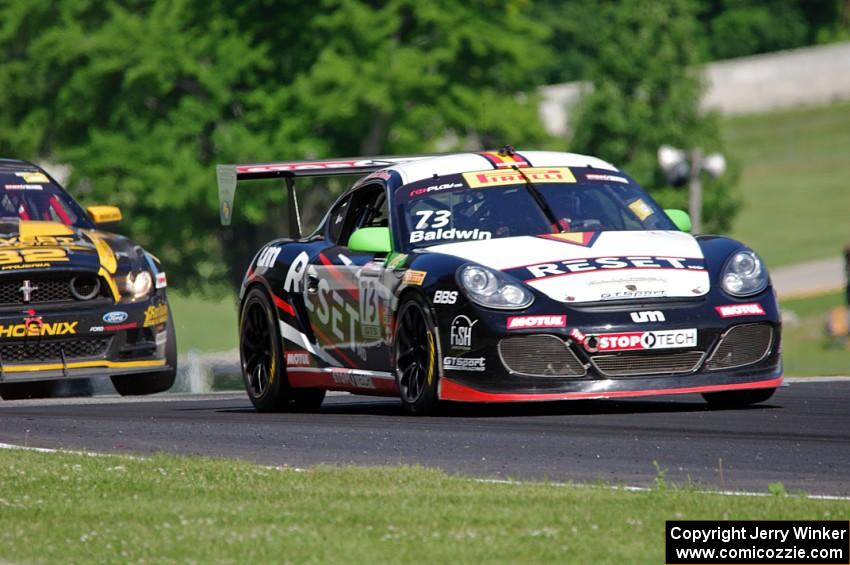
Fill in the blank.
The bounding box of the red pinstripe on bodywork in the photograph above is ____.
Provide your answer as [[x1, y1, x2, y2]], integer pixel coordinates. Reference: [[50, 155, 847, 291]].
[[270, 293, 295, 316], [438, 376, 783, 403]]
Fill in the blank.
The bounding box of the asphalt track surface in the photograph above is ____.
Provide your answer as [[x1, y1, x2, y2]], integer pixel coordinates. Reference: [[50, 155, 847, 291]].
[[1, 380, 848, 496]]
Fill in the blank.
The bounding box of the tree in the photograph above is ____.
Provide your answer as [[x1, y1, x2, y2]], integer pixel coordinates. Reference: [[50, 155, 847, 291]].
[[569, 0, 739, 234], [0, 0, 552, 292]]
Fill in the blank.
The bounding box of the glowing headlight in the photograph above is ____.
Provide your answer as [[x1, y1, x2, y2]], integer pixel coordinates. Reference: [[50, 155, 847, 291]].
[[458, 264, 533, 309], [720, 249, 768, 297], [121, 270, 153, 299]]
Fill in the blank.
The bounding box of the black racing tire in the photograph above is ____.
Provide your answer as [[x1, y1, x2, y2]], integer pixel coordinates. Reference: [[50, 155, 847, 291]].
[[394, 293, 440, 416], [239, 287, 325, 413], [702, 387, 776, 408], [111, 307, 177, 396]]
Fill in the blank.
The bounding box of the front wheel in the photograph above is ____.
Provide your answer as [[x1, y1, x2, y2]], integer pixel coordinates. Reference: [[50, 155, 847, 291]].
[[702, 387, 776, 408], [111, 307, 177, 396], [240, 287, 325, 412], [394, 294, 439, 416]]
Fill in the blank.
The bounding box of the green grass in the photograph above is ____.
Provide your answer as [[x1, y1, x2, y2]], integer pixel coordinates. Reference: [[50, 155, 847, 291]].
[[724, 101, 850, 268], [0, 450, 847, 564], [780, 291, 849, 376], [168, 292, 238, 354]]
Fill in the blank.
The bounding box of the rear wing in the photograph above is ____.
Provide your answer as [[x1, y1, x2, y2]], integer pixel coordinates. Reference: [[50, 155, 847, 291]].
[[216, 155, 436, 235]]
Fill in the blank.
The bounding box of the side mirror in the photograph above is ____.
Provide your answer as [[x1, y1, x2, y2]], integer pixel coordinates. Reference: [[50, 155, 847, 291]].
[[665, 209, 692, 233], [87, 205, 123, 226], [348, 227, 391, 254]]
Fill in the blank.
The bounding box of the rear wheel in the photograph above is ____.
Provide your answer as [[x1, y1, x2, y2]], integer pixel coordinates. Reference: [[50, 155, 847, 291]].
[[111, 308, 177, 396], [240, 287, 325, 412], [394, 294, 439, 416], [702, 387, 776, 408]]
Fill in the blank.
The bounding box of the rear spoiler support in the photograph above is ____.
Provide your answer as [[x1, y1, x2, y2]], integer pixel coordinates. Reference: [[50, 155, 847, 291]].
[[216, 155, 439, 236], [286, 176, 301, 239]]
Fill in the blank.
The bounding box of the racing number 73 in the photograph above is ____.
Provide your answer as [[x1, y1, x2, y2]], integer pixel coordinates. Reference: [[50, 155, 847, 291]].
[[0, 248, 68, 265]]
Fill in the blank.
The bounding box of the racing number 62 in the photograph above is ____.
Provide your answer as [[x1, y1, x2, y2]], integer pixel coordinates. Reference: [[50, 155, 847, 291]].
[[0, 248, 68, 265]]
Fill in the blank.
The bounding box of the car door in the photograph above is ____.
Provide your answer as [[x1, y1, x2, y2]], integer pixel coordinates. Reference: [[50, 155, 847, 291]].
[[301, 183, 395, 373]]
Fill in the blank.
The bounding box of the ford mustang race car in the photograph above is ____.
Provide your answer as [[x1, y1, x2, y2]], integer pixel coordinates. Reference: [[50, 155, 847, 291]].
[[217, 148, 781, 415], [0, 158, 176, 399]]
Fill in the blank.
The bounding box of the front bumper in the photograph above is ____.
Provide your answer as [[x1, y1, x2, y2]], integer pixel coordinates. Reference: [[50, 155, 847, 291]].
[[0, 295, 171, 384], [434, 293, 783, 402]]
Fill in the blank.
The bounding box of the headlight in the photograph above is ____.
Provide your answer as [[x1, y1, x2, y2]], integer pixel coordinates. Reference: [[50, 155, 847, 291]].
[[120, 270, 153, 299], [458, 264, 533, 309], [720, 249, 768, 296]]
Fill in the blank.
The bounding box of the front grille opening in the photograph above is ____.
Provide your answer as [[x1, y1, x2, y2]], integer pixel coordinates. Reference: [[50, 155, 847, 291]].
[[0, 337, 112, 364], [0, 274, 110, 306], [498, 335, 586, 377], [705, 323, 774, 370], [591, 351, 705, 377]]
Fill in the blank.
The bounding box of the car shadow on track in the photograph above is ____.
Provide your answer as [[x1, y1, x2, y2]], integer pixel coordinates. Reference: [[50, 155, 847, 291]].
[[304, 396, 780, 419]]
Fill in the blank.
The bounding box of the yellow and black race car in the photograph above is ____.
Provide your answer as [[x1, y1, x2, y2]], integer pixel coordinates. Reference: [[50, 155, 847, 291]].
[[0, 158, 176, 399]]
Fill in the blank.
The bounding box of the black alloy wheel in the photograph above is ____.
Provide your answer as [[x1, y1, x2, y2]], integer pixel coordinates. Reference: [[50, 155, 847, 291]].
[[240, 287, 324, 412], [395, 294, 439, 415]]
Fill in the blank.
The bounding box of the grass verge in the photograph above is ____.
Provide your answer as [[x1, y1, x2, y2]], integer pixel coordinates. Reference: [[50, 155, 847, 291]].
[[0, 450, 848, 564], [724, 101, 850, 268], [168, 292, 238, 355], [781, 290, 848, 376]]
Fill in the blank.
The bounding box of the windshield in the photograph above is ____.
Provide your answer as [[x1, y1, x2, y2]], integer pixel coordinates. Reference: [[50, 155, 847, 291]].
[[395, 166, 675, 250], [0, 169, 92, 228]]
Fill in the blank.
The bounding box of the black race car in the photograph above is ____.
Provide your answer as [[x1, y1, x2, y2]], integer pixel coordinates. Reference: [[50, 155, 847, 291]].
[[0, 159, 176, 399], [217, 149, 781, 415]]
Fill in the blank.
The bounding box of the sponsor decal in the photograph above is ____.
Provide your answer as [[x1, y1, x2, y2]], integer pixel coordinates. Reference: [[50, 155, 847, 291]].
[[1, 262, 50, 271], [630, 310, 665, 323], [402, 270, 426, 286], [538, 232, 600, 247], [586, 329, 697, 352], [410, 227, 491, 244], [103, 311, 129, 324], [0, 321, 77, 338], [569, 328, 586, 343], [237, 159, 387, 174], [362, 325, 381, 339], [14, 171, 49, 183], [715, 303, 766, 318], [286, 352, 311, 367], [478, 150, 531, 169], [585, 173, 629, 184], [256, 246, 281, 269], [463, 167, 576, 188], [386, 253, 408, 270], [331, 370, 376, 389], [155, 272, 167, 289], [365, 170, 392, 181], [627, 198, 654, 221], [143, 304, 168, 327], [521, 256, 705, 280], [506, 315, 567, 329], [5, 184, 43, 190], [450, 315, 477, 349], [433, 290, 458, 305], [0, 236, 78, 247], [408, 182, 462, 197], [155, 330, 168, 346], [443, 356, 486, 372], [90, 322, 138, 333], [600, 290, 666, 301]]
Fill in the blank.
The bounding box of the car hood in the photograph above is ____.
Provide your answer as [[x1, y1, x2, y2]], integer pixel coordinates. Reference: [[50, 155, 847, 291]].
[[426, 231, 711, 303], [0, 219, 125, 275]]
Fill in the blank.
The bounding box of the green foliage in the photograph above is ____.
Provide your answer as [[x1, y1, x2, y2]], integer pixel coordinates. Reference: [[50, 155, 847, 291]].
[[569, 0, 739, 234], [706, 1, 809, 60], [0, 0, 551, 292]]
